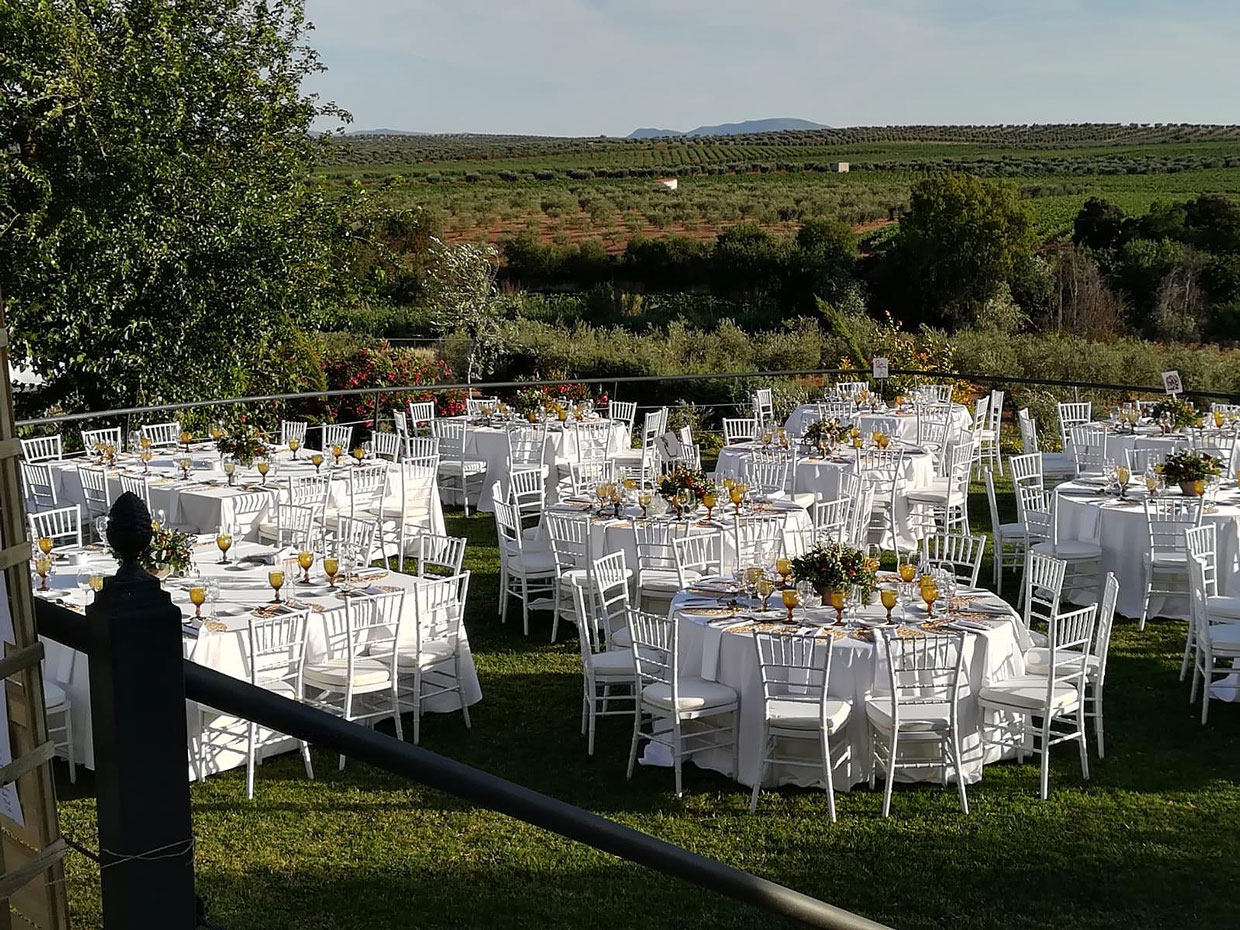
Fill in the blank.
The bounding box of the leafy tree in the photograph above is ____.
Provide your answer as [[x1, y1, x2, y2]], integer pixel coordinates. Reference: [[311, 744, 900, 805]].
[[1072, 197, 1129, 251], [890, 175, 1035, 328], [0, 0, 350, 413], [425, 239, 507, 384], [1184, 195, 1240, 254]]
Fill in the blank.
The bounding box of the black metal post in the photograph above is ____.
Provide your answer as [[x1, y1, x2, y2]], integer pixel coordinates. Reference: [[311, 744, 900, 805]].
[[87, 492, 196, 929]]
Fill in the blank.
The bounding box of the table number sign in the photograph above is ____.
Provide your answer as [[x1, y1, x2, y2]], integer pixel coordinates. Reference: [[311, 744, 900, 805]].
[[1161, 370, 1183, 396], [872, 357, 890, 380]]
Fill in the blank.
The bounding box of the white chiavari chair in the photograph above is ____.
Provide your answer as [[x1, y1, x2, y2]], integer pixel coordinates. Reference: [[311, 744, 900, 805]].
[[572, 577, 637, 757], [507, 467, 547, 539], [20, 435, 63, 462], [76, 465, 112, 528], [403, 435, 438, 462], [916, 402, 953, 459], [753, 388, 775, 429], [373, 455, 440, 572], [1021, 548, 1066, 640], [332, 515, 379, 569], [1017, 408, 1074, 486], [492, 495, 556, 636], [391, 409, 408, 437], [80, 428, 121, 453], [980, 602, 1095, 799], [1067, 424, 1108, 477], [412, 533, 466, 578], [28, 505, 83, 551], [1190, 427, 1239, 472], [1025, 486, 1102, 608], [1182, 524, 1240, 680], [508, 423, 548, 472], [545, 510, 599, 643], [984, 467, 1025, 596], [395, 572, 472, 744], [465, 396, 500, 416], [906, 437, 975, 538], [632, 521, 690, 610], [41, 648, 75, 782], [118, 474, 151, 509], [608, 400, 638, 436], [974, 389, 1003, 476], [919, 532, 986, 587], [141, 421, 181, 447], [322, 424, 354, 453], [303, 589, 404, 768], [626, 609, 738, 798], [1057, 402, 1092, 450], [571, 419, 613, 466], [672, 532, 723, 589], [1187, 554, 1240, 724], [1009, 451, 1045, 491], [835, 381, 867, 400], [867, 631, 969, 816], [366, 430, 404, 461], [569, 460, 615, 498], [733, 513, 785, 569], [432, 419, 487, 515], [744, 454, 790, 498], [344, 461, 390, 528], [612, 408, 665, 474], [812, 498, 851, 545], [1138, 496, 1202, 630], [407, 401, 436, 432], [280, 420, 308, 446], [845, 477, 876, 549], [750, 632, 852, 818], [853, 447, 904, 551], [241, 611, 314, 797], [20, 461, 58, 511], [723, 418, 757, 446], [1126, 446, 1169, 476], [1210, 403, 1240, 416]]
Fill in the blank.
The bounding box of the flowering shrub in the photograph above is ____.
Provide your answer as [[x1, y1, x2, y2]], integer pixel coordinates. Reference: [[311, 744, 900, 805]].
[[792, 541, 878, 599], [322, 342, 464, 425]]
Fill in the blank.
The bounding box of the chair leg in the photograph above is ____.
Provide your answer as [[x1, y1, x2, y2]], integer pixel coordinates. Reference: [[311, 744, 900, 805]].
[[549, 579, 561, 643], [626, 709, 642, 779], [1180, 622, 1195, 682], [1039, 718, 1052, 800], [952, 730, 968, 815], [63, 708, 76, 784], [300, 740, 314, 781], [1076, 705, 1090, 781], [246, 722, 257, 800], [881, 730, 897, 818], [457, 658, 471, 729], [672, 718, 684, 799], [587, 687, 598, 757], [823, 732, 837, 824], [1093, 690, 1105, 759], [1139, 561, 1153, 631], [1201, 650, 1212, 725], [520, 576, 530, 636]]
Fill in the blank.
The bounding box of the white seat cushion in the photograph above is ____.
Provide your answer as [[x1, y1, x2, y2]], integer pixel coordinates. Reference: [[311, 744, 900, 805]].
[[865, 698, 953, 733], [589, 648, 637, 678], [906, 488, 952, 504], [1031, 539, 1101, 560], [978, 676, 1080, 712], [507, 547, 557, 574], [394, 640, 457, 668], [1041, 453, 1076, 475], [641, 568, 696, 592], [610, 628, 633, 649], [1207, 623, 1240, 652], [641, 678, 737, 713], [790, 492, 817, 511], [1207, 594, 1240, 619], [43, 680, 67, 708], [1023, 648, 1099, 678], [254, 679, 299, 701], [303, 657, 392, 690], [438, 460, 487, 475], [767, 697, 852, 732], [610, 449, 645, 464], [1145, 550, 1188, 567], [256, 520, 278, 538]]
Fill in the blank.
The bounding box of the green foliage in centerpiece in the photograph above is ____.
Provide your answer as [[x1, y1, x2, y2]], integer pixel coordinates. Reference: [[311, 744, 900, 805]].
[[792, 541, 878, 599], [804, 417, 845, 449], [1150, 397, 1201, 430], [656, 465, 715, 503], [1161, 448, 1222, 483], [110, 522, 193, 576], [217, 426, 268, 467]]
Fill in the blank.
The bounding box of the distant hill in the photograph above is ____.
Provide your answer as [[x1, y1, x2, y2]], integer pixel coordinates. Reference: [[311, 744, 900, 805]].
[[628, 118, 828, 139], [348, 128, 428, 137]]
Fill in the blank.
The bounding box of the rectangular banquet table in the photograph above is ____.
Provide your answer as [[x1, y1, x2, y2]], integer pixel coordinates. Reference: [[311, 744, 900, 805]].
[[36, 540, 481, 775]]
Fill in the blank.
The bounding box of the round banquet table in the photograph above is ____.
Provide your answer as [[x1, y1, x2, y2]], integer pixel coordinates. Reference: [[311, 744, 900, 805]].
[[37, 539, 481, 775], [46, 444, 446, 541], [661, 581, 1030, 790], [461, 417, 631, 513], [714, 442, 937, 550], [783, 403, 971, 443], [540, 497, 814, 573], [1055, 479, 1240, 619]]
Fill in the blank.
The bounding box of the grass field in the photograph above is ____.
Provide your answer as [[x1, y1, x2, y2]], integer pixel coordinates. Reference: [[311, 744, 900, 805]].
[[54, 478, 1240, 929]]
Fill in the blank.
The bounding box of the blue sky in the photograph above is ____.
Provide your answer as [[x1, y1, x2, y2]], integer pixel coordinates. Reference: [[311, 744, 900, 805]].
[[304, 1, 1240, 136]]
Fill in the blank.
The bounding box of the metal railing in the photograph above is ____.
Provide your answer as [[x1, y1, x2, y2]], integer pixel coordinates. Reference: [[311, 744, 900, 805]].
[[14, 367, 1235, 431], [35, 599, 891, 930]]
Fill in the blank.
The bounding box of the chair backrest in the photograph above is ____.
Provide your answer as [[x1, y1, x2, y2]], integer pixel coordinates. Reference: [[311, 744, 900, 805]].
[[416, 534, 467, 578], [941, 438, 976, 497], [1009, 452, 1044, 490], [118, 473, 151, 507], [1210, 403, 1240, 416], [985, 390, 1003, 434], [492, 496, 527, 561], [20, 461, 58, 510], [733, 514, 785, 568], [572, 420, 613, 464], [1057, 402, 1092, 448], [1093, 573, 1120, 686], [408, 401, 436, 430], [627, 609, 676, 696], [1189, 427, 1239, 471], [983, 467, 1004, 542], [854, 447, 904, 500], [919, 533, 986, 588], [1044, 603, 1096, 698], [247, 610, 309, 689], [509, 424, 548, 470], [466, 397, 500, 416], [507, 467, 546, 529], [916, 402, 952, 448], [338, 589, 405, 668], [753, 632, 834, 727], [80, 428, 121, 454], [723, 418, 756, 446], [393, 454, 439, 525], [591, 550, 631, 648], [753, 388, 775, 427], [632, 520, 685, 575], [367, 430, 404, 461], [1023, 550, 1066, 632], [431, 418, 468, 457], [569, 460, 614, 496], [813, 498, 851, 544], [404, 435, 439, 461], [1144, 497, 1202, 556], [391, 409, 408, 435], [323, 424, 354, 453], [835, 381, 867, 400], [287, 472, 331, 510], [846, 478, 876, 548], [21, 435, 63, 463], [545, 510, 593, 573], [879, 631, 965, 728], [1126, 446, 1169, 475], [414, 573, 469, 654], [672, 531, 723, 587], [347, 462, 390, 518], [1017, 407, 1039, 455], [334, 515, 378, 567], [28, 505, 82, 550], [280, 420, 308, 445], [274, 503, 316, 549], [743, 455, 789, 496], [141, 422, 181, 447], [609, 400, 638, 434], [1067, 424, 1108, 476], [1184, 523, 1219, 597], [1015, 482, 1052, 542], [1187, 555, 1218, 655], [76, 465, 112, 518]]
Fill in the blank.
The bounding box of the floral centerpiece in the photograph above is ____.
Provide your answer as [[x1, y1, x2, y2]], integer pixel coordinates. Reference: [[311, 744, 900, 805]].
[[804, 417, 845, 454], [1150, 398, 1200, 431], [514, 388, 551, 417], [110, 522, 193, 577], [656, 465, 715, 514], [791, 541, 878, 601], [1161, 449, 1221, 496], [216, 425, 268, 467]]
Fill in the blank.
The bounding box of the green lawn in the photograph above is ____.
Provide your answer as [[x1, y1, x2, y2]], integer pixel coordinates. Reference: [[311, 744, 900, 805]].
[[56, 479, 1240, 929]]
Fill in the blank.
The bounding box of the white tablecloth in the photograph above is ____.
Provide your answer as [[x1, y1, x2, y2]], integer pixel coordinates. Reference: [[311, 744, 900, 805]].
[[1055, 480, 1240, 618], [45, 445, 445, 540], [714, 443, 937, 550], [784, 404, 971, 443], [463, 419, 630, 513], [1065, 425, 1187, 463], [667, 585, 1029, 789], [37, 540, 481, 773]]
